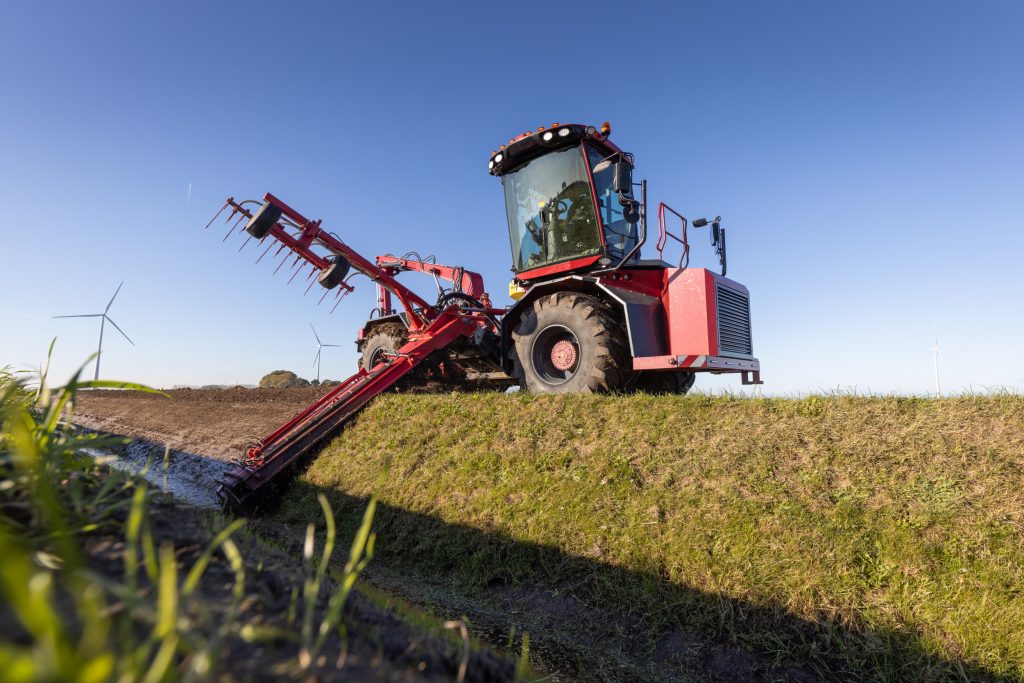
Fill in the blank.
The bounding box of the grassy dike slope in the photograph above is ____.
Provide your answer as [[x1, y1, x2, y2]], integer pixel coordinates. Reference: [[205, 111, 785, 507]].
[[271, 393, 1024, 681]]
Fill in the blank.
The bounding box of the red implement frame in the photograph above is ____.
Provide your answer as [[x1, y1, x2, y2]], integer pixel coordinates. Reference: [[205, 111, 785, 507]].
[[208, 193, 496, 510], [372, 254, 491, 317], [211, 193, 437, 331]]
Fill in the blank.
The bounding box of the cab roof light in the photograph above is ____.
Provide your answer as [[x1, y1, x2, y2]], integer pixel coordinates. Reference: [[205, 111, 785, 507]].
[[600, 121, 612, 137]]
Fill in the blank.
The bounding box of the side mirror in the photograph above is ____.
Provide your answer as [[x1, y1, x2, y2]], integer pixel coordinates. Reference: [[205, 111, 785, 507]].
[[613, 161, 633, 194]]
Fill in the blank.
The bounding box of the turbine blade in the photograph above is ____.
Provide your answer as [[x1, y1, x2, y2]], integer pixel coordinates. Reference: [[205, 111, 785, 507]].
[[310, 323, 321, 345], [105, 281, 124, 313], [313, 348, 321, 368], [105, 316, 135, 346], [53, 314, 103, 319]]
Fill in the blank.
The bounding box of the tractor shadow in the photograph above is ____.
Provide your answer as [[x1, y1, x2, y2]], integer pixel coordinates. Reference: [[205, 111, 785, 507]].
[[276, 480, 1011, 683]]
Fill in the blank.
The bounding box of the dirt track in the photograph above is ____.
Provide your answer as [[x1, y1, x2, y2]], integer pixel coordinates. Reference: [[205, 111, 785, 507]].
[[74, 387, 331, 462]]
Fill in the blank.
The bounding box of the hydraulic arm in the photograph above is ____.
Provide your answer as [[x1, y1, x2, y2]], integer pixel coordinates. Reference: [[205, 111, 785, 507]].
[[207, 193, 500, 510]]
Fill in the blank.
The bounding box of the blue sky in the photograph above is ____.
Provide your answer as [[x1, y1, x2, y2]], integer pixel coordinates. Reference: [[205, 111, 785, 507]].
[[1, 1, 1021, 394]]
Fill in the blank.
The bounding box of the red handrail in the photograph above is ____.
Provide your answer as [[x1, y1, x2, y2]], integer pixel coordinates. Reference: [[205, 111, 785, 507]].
[[656, 202, 690, 269]]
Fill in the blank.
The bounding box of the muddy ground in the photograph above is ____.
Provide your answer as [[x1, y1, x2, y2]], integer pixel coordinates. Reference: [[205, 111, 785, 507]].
[[75, 387, 331, 462]]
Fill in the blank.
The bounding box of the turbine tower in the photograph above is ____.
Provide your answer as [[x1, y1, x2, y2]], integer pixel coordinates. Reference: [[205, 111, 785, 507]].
[[310, 323, 340, 383], [54, 281, 134, 381]]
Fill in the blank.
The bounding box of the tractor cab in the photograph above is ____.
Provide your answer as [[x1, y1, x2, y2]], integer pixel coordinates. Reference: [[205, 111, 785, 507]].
[[489, 123, 640, 281]]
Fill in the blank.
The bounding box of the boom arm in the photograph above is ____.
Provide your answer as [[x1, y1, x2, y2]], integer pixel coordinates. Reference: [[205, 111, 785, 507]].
[[206, 192, 501, 511], [215, 192, 437, 331]]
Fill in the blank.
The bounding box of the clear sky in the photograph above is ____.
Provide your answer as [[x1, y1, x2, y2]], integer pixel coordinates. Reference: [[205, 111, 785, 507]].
[[2, 1, 1022, 394]]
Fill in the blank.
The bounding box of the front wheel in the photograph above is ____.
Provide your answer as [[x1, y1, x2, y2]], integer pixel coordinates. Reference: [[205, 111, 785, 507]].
[[511, 292, 631, 393], [359, 323, 407, 372]]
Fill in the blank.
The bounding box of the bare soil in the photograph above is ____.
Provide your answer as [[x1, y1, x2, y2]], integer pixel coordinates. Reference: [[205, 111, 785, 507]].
[[74, 387, 331, 462]]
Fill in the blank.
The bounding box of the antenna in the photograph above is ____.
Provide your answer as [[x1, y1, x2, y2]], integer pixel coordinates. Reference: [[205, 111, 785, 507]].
[[930, 340, 941, 398], [310, 323, 340, 383], [54, 281, 135, 382]]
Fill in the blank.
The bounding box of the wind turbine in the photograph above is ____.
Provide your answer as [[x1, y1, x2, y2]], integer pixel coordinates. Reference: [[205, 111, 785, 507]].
[[930, 340, 941, 398], [54, 281, 134, 381], [311, 323, 340, 383]]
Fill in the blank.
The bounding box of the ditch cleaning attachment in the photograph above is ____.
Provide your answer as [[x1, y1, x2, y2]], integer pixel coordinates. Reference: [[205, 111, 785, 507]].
[[206, 193, 504, 511]]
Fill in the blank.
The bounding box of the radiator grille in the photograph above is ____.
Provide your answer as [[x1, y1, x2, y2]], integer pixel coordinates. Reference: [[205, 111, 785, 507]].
[[716, 285, 753, 356]]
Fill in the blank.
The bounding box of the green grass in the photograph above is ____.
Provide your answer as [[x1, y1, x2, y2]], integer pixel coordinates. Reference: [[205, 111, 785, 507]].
[[0, 351, 380, 682], [272, 391, 1024, 681]]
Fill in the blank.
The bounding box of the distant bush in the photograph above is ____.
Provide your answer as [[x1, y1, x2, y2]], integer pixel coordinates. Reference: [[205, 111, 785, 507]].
[[259, 370, 310, 388]]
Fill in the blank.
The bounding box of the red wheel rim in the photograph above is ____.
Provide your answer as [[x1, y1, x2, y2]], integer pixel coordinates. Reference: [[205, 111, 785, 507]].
[[550, 339, 577, 371]]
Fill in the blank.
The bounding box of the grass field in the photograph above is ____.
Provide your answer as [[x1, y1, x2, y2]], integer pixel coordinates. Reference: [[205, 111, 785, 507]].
[[271, 392, 1024, 681]]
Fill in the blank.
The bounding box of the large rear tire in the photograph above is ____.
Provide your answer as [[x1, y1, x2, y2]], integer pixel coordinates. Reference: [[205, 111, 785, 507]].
[[511, 292, 631, 393], [359, 323, 407, 372]]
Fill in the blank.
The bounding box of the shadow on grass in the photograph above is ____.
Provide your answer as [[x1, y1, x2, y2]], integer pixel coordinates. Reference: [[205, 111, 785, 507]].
[[273, 479, 1012, 683], [87, 431, 1010, 682]]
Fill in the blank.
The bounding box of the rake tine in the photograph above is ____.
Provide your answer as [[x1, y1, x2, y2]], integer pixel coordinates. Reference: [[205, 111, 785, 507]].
[[237, 233, 254, 252], [304, 277, 318, 295], [330, 290, 346, 313], [256, 241, 274, 264], [287, 263, 306, 285], [267, 243, 288, 268], [204, 202, 229, 230], [274, 252, 298, 276], [223, 214, 246, 242], [317, 288, 331, 305]]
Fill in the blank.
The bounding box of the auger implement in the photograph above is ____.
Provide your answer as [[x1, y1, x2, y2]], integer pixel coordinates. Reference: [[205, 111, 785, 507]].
[[209, 121, 762, 511]]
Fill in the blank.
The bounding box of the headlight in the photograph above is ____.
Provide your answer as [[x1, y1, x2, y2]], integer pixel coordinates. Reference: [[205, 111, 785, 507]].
[[558, 127, 571, 137], [542, 131, 553, 141], [488, 160, 494, 170], [494, 153, 503, 163]]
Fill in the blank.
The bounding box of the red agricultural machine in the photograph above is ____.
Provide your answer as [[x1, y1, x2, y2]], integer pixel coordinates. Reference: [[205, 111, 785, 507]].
[[209, 121, 761, 511]]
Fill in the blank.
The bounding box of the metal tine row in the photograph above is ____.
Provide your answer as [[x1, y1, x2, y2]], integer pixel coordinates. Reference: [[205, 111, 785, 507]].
[[207, 197, 354, 309]]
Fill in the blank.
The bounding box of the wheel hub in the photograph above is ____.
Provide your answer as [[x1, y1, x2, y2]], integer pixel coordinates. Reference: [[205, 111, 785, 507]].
[[550, 339, 577, 371]]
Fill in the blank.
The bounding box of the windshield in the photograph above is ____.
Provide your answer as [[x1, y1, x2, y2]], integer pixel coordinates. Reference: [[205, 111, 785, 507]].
[[587, 145, 639, 263], [502, 146, 601, 273]]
